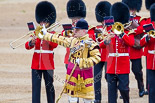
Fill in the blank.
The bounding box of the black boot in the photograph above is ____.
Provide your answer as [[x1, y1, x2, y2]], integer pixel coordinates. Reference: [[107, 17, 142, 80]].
[[145, 90, 148, 95], [120, 90, 129, 103], [139, 88, 145, 97], [119, 95, 123, 99], [139, 90, 145, 97]]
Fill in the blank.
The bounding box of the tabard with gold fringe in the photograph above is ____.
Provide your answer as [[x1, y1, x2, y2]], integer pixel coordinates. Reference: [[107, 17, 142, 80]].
[[43, 32, 101, 99]]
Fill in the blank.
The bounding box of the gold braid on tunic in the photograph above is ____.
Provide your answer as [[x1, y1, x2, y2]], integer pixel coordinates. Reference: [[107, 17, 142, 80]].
[[43, 32, 101, 69]]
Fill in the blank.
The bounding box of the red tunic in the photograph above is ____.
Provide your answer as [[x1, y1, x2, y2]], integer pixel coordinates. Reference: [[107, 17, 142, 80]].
[[25, 33, 58, 70], [140, 22, 155, 70], [129, 15, 143, 59], [133, 17, 151, 56], [143, 18, 152, 56], [100, 30, 134, 74]]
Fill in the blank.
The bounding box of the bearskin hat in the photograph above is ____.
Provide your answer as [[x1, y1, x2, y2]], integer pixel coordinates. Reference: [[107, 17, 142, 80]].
[[67, 0, 86, 18], [145, 0, 155, 10], [122, 0, 142, 12], [95, 1, 112, 22], [110, 2, 130, 24], [35, 1, 56, 24], [150, 3, 155, 21]]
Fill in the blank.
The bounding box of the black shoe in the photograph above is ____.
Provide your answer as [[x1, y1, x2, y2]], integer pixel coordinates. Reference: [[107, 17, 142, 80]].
[[145, 90, 148, 95], [94, 100, 101, 103], [119, 96, 123, 99], [139, 90, 145, 97]]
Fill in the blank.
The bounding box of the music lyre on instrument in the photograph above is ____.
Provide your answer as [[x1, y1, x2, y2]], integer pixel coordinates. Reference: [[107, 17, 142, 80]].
[[143, 23, 155, 38]]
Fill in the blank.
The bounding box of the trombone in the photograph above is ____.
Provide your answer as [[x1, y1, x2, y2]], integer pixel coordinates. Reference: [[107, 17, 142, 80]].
[[96, 22, 125, 42], [95, 21, 131, 44], [10, 22, 61, 49], [10, 31, 35, 49], [98, 21, 131, 43], [95, 25, 109, 44], [47, 21, 61, 32]]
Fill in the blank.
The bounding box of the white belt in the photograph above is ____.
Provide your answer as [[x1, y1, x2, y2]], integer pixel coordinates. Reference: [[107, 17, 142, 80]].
[[148, 50, 155, 54], [34, 50, 54, 53], [109, 53, 129, 57]]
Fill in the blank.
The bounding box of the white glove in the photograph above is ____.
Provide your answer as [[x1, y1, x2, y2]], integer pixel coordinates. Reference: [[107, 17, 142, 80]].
[[80, 40, 85, 47], [76, 58, 80, 65], [84, 40, 92, 45], [38, 33, 44, 39], [41, 24, 47, 35], [84, 40, 92, 47]]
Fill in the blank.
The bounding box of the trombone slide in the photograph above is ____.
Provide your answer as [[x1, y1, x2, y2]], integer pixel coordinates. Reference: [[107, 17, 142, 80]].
[[10, 31, 34, 49]]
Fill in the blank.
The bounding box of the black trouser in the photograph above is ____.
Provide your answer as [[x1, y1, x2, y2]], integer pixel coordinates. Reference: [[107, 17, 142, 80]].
[[148, 69, 155, 103], [94, 61, 107, 102], [107, 74, 129, 103], [65, 64, 68, 69], [32, 69, 55, 103], [146, 57, 149, 90], [130, 58, 144, 91], [146, 69, 149, 90]]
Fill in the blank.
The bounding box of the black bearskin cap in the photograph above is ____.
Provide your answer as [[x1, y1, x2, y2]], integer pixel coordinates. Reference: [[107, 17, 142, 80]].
[[95, 1, 112, 22], [122, 0, 142, 12], [110, 2, 130, 24], [35, 1, 56, 24], [67, 0, 86, 18], [150, 3, 155, 21], [145, 0, 155, 10]]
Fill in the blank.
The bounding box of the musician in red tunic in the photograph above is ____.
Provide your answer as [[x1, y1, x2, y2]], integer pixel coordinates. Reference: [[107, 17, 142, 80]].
[[25, 1, 58, 103], [93, 1, 111, 103], [99, 2, 135, 103], [122, 0, 146, 97], [126, 0, 155, 95], [140, 4, 155, 103]]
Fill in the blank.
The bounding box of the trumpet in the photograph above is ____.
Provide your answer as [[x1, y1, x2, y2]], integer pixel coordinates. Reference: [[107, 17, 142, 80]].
[[148, 30, 155, 38], [10, 22, 61, 49], [95, 22, 132, 44]]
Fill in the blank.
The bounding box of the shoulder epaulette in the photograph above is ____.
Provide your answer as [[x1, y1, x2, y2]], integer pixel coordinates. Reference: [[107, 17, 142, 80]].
[[88, 25, 96, 30], [139, 17, 149, 23]]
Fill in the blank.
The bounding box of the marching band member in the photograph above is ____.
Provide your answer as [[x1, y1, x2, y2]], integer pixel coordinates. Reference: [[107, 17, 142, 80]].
[[25, 1, 58, 103], [35, 19, 101, 103], [122, 0, 146, 97], [94, 1, 112, 103], [143, 0, 155, 95], [62, 0, 87, 69], [126, 0, 155, 95], [99, 2, 135, 103], [140, 4, 155, 103], [127, 0, 155, 38], [62, 0, 96, 69]]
